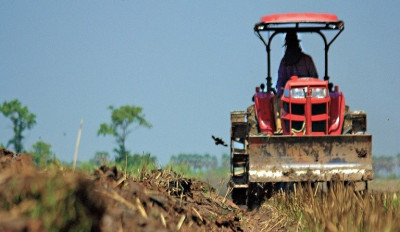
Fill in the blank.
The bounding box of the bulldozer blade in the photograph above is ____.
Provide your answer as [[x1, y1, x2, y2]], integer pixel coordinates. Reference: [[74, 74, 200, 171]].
[[248, 134, 373, 183]]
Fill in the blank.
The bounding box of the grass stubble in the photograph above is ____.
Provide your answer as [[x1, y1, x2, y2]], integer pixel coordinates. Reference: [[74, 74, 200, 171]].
[[250, 182, 400, 232]]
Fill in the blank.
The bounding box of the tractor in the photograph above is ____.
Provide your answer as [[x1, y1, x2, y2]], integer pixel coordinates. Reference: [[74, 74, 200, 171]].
[[230, 13, 373, 206]]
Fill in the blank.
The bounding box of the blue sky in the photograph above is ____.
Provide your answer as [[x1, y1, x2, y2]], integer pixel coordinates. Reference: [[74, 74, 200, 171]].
[[1, 1, 399, 165]]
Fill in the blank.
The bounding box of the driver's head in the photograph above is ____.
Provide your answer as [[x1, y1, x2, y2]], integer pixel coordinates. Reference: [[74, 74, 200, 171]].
[[285, 31, 300, 47]]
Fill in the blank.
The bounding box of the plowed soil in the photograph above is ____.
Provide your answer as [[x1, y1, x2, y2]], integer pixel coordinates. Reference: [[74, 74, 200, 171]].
[[0, 148, 293, 232]]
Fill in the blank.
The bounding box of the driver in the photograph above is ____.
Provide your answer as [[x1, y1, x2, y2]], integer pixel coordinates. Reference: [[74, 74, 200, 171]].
[[274, 32, 318, 134], [277, 31, 318, 94]]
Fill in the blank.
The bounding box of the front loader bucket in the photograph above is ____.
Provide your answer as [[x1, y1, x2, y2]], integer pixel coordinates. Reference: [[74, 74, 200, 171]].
[[248, 135, 373, 183]]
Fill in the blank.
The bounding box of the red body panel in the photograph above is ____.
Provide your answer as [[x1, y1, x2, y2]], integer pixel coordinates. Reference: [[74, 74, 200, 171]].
[[329, 90, 345, 135], [260, 13, 339, 24], [253, 92, 275, 134], [281, 78, 330, 135], [250, 77, 345, 136]]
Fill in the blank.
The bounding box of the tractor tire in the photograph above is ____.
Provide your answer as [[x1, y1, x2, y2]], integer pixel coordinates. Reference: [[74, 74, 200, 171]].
[[231, 188, 247, 206]]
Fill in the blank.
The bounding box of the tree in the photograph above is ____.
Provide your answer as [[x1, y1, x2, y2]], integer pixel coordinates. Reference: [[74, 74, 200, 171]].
[[97, 105, 151, 162], [31, 140, 54, 166], [91, 151, 110, 166], [0, 99, 36, 153]]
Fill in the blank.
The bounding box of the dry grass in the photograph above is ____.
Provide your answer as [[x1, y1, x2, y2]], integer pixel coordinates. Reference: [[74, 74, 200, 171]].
[[265, 182, 400, 231]]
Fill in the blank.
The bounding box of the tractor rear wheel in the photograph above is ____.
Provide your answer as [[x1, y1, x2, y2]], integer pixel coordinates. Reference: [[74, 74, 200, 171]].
[[231, 188, 247, 206]]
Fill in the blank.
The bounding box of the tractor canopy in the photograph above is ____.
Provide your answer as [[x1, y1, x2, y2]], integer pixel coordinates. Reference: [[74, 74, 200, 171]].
[[255, 13, 343, 30]]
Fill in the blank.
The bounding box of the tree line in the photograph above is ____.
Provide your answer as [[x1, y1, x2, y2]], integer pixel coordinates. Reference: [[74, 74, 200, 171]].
[[169, 153, 229, 171], [373, 154, 400, 178]]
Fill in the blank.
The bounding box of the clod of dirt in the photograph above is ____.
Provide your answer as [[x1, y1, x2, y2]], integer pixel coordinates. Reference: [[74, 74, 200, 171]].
[[0, 147, 14, 157]]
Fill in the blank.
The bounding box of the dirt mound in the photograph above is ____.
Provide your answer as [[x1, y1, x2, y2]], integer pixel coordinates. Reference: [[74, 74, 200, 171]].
[[0, 151, 244, 231], [0, 148, 104, 231], [94, 167, 243, 231]]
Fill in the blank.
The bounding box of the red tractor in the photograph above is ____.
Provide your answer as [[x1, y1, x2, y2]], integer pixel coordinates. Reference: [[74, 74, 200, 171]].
[[230, 13, 373, 206]]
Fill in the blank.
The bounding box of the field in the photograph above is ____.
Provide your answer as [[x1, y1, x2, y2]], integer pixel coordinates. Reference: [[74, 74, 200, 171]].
[[369, 179, 400, 192], [1, 148, 400, 232]]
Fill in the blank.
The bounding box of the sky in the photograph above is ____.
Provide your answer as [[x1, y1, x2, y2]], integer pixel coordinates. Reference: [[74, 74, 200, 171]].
[[1, 1, 400, 165]]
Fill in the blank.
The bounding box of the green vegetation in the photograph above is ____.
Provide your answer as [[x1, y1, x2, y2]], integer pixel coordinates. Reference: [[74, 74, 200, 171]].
[[97, 105, 152, 162], [0, 99, 36, 153], [166, 153, 230, 191], [77, 152, 158, 179], [30, 140, 56, 167]]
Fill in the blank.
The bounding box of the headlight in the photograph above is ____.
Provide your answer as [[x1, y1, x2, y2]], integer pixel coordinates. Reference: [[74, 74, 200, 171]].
[[311, 88, 327, 98], [290, 88, 306, 98]]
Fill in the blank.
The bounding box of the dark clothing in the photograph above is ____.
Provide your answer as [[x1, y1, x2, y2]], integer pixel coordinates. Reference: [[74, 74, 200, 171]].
[[277, 48, 318, 95]]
